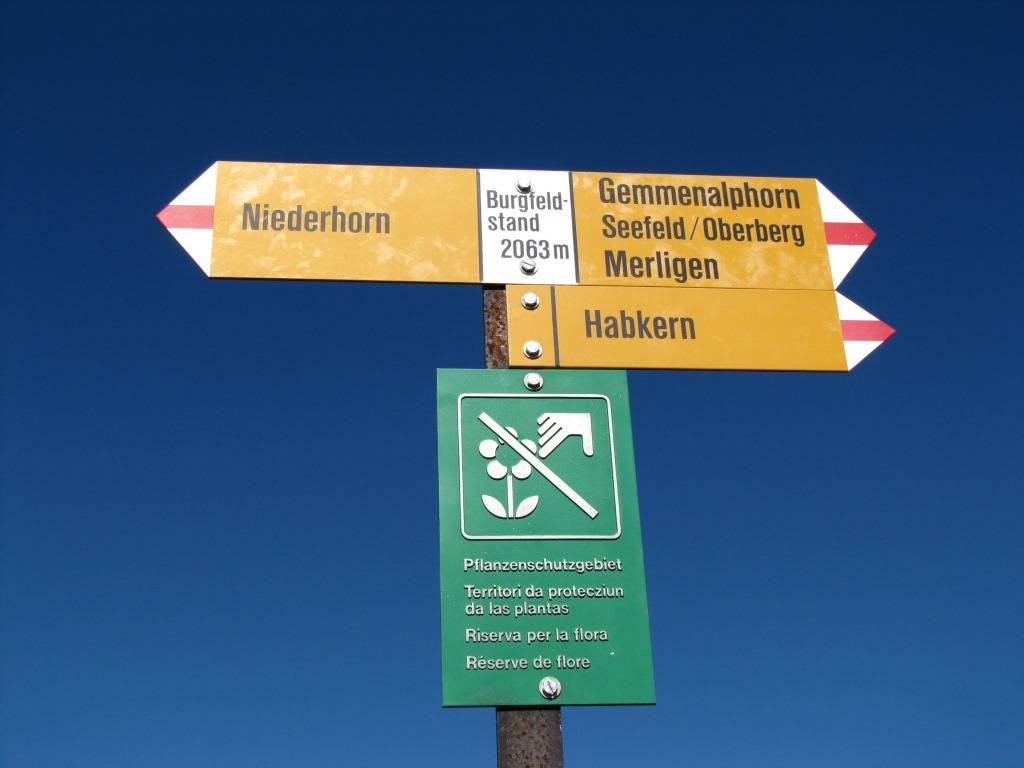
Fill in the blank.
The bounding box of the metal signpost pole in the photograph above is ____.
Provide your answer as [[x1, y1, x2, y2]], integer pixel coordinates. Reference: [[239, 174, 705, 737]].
[[484, 286, 565, 768]]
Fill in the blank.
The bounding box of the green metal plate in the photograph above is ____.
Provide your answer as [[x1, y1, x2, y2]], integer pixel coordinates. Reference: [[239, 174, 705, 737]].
[[438, 369, 655, 707]]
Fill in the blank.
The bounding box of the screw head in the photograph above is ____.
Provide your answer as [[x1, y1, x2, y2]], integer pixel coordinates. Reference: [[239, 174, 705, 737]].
[[519, 259, 537, 276], [520, 292, 541, 310], [523, 341, 543, 359], [524, 373, 544, 391], [516, 178, 532, 193], [539, 676, 562, 700]]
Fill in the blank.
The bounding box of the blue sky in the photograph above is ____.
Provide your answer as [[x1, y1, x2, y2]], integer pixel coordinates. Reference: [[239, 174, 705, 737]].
[[2, 2, 1021, 766]]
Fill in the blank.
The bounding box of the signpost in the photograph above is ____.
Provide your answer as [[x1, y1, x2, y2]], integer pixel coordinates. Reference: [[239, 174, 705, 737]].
[[437, 368, 654, 707], [159, 158, 895, 768]]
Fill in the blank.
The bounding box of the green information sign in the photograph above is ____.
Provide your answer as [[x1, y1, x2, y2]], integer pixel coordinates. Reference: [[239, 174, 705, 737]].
[[437, 368, 655, 707]]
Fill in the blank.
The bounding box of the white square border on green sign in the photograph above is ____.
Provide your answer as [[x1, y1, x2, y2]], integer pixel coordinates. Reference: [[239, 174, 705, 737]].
[[457, 393, 623, 541]]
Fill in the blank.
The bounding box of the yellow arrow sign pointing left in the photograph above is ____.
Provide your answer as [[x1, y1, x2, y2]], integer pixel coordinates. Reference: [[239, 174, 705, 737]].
[[158, 161, 481, 283]]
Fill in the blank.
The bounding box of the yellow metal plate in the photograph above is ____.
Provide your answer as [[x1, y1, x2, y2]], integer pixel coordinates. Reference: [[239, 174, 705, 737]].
[[506, 285, 847, 371], [571, 172, 832, 290], [211, 161, 480, 282]]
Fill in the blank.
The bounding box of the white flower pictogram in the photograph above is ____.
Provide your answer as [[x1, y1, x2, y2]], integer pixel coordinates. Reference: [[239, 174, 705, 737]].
[[478, 429, 539, 519]]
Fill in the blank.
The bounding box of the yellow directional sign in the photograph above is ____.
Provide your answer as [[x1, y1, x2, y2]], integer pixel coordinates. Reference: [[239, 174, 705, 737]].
[[505, 285, 894, 372], [159, 161, 480, 282], [571, 172, 868, 290], [158, 162, 876, 291]]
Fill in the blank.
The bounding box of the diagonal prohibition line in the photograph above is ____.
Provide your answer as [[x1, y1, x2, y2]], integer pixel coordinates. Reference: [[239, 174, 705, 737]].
[[478, 412, 599, 519]]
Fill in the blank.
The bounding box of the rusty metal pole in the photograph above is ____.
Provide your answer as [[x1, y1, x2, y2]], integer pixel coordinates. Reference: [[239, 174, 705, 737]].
[[484, 286, 565, 768], [496, 706, 564, 768], [483, 287, 510, 371]]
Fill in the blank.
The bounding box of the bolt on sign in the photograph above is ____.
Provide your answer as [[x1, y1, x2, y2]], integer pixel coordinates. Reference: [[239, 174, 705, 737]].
[[437, 369, 655, 707], [158, 162, 876, 293]]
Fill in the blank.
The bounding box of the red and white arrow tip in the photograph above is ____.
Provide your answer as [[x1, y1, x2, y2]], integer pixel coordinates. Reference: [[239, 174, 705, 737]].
[[157, 162, 217, 276], [817, 181, 876, 289], [837, 293, 894, 369]]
